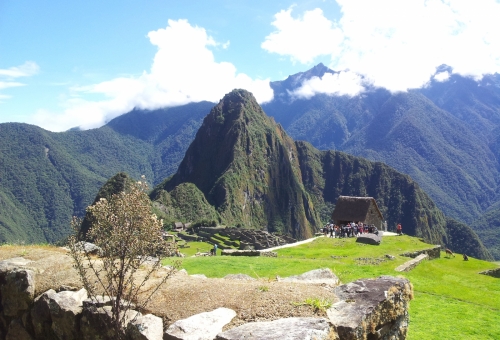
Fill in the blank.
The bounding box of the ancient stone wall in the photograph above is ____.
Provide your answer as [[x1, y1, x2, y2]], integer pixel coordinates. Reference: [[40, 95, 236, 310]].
[[400, 245, 441, 260]]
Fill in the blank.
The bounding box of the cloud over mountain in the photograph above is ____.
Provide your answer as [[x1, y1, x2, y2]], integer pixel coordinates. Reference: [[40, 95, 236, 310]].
[[33, 20, 273, 131], [262, 0, 500, 94]]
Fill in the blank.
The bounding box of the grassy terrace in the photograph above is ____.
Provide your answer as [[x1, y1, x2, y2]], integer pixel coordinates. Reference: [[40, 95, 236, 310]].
[[166, 235, 500, 340]]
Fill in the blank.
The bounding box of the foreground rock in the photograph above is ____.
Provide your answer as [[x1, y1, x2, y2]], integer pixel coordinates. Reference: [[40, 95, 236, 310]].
[[216, 317, 331, 340], [127, 314, 163, 340], [32, 288, 88, 339], [164, 307, 236, 340], [278, 268, 340, 286], [327, 276, 413, 339]]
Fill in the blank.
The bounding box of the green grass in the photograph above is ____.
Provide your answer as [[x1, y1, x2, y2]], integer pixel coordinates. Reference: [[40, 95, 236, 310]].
[[164, 235, 500, 339]]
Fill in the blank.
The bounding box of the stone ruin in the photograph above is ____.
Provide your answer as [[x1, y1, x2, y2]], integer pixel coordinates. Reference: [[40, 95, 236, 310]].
[[180, 226, 297, 251], [0, 255, 414, 340]]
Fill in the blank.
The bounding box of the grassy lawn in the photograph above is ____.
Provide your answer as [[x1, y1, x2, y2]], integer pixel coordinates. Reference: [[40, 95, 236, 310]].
[[166, 236, 500, 339]]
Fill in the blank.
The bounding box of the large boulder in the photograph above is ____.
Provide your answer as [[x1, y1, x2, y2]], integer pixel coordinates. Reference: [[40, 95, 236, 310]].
[[0, 268, 35, 317], [127, 313, 163, 340], [327, 276, 413, 340], [31, 288, 88, 340], [356, 233, 382, 245], [164, 307, 236, 340], [216, 317, 331, 340], [278, 268, 340, 286]]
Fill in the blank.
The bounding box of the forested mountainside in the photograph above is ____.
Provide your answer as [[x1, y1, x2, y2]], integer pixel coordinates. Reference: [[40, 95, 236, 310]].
[[150, 89, 492, 259], [0, 102, 212, 243]]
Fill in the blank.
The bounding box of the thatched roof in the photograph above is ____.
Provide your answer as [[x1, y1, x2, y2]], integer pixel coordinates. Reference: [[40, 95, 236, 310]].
[[332, 196, 384, 222]]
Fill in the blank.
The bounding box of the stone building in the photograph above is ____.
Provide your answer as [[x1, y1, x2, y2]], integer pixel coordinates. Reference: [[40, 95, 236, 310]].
[[331, 196, 385, 230]]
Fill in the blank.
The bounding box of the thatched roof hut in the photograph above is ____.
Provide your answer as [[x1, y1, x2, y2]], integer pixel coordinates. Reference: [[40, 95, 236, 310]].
[[331, 196, 384, 228]]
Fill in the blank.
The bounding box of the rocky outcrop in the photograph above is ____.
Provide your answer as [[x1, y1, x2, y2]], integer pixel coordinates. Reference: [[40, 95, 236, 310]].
[[327, 276, 413, 340], [395, 254, 429, 272], [400, 245, 441, 260]]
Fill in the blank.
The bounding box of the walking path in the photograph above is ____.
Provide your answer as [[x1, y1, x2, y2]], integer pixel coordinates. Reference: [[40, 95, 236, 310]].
[[261, 231, 398, 252], [260, 236, 323, 252]]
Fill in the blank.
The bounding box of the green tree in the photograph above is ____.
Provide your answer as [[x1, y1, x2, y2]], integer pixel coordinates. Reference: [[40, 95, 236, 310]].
[[69, 177, 179, 338]]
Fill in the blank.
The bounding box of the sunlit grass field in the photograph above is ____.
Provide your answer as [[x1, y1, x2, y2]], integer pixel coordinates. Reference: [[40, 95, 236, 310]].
[[165, 235, 500, 339]]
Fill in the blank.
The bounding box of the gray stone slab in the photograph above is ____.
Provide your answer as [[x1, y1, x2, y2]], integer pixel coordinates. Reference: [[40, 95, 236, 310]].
[[165, 307, 236, 340], [216, 317, 331, 340]]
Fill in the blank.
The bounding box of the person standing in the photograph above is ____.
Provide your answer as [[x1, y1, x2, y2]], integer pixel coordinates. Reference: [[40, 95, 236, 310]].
[[213, 243, 218, 256], [397, 223, 402, 235]]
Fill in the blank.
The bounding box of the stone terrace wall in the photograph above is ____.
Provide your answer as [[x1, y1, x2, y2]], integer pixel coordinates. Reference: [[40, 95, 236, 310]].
[[400, 245, 441, 260]]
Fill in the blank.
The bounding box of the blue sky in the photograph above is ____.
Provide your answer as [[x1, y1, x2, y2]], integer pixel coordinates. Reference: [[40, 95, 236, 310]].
[[1, 0, 500, 131]]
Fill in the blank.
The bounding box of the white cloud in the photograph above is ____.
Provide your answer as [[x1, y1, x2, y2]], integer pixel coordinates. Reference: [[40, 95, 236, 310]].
[[262, 7, 343, 64], [0, 81, 25, 90], [290, 71, 365, 99], [36, 19, 274, 131], [0, 61, 39, 78], [263, 1, 500, 94], [0, 61, 39, 103]]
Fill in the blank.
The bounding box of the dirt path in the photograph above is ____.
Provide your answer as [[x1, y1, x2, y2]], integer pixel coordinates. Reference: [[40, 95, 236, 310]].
[[261, 231, 397, 252], [260, 236, 323, 252]]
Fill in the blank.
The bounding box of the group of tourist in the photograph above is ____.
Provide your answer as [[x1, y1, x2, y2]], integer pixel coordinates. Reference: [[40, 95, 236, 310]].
[[322, 222, 379, 238]]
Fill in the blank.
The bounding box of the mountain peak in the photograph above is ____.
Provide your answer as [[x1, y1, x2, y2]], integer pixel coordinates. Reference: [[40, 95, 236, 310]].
[[155, 89, 320, 238]]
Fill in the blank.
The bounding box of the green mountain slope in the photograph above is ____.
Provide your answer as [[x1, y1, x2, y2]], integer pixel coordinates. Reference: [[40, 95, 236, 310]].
[[155, 89, 321, 239]]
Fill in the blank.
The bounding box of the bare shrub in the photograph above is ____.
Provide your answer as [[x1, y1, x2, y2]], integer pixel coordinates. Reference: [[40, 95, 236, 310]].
[[69, 177, 179, 338]]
